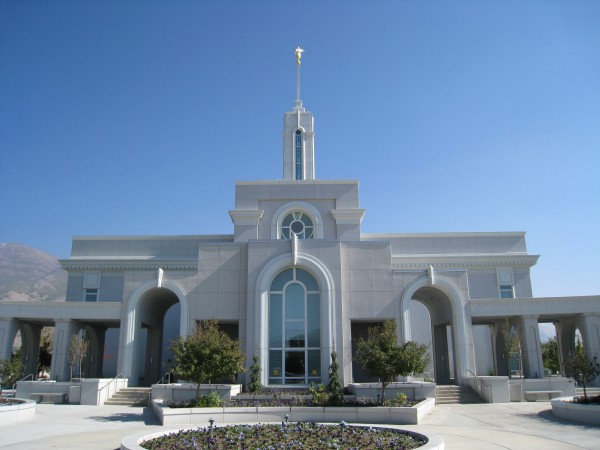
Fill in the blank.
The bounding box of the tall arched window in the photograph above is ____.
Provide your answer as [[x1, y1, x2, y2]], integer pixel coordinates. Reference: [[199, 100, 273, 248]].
[[295, 129, 303, 180], [268, 268, 320, 385]]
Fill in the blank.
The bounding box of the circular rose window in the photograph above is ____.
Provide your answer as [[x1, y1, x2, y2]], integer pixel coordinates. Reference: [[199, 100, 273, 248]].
[[281, 212, 314, 239]]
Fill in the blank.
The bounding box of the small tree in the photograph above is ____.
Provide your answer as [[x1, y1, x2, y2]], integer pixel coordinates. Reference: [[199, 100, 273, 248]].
[[541, 336, 561, 375], [565, 339, 600, 401], [68, 331, 89, 382], [171, 320, 245, 403], [247, 354, 263, 394], [327, 351, 344, 404], [355, 320, 430, 403], [500, 319, 522, 379], [0, 353, 23, 396], [397, 340, 431, 378]]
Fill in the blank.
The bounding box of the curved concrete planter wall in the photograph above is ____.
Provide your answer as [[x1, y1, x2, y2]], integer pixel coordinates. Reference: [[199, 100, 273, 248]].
[[122, 422, 444, 450], [152, 397, 435, 426], [0, 399, 35, 425], [551, 397, 600, 426]]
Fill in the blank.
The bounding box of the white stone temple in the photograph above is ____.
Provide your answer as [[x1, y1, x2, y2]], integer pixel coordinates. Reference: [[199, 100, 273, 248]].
[[1, 50, 599, 391]]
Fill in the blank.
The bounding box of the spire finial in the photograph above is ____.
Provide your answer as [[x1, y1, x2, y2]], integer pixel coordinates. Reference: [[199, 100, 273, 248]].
[[294, 47, 304, 109], [295, 47, 304, 64]]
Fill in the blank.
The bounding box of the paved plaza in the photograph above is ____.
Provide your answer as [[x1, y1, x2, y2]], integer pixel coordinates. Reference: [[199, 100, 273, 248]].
[[0, 402, 598, 449]]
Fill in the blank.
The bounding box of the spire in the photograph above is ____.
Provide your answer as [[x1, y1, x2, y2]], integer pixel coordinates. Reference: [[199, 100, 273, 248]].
[[283, 47, 315, 180], [294, 47, 304, 110]]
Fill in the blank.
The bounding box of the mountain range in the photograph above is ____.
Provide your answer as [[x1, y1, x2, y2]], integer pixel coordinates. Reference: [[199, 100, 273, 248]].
[[0, 243, 67, 302]]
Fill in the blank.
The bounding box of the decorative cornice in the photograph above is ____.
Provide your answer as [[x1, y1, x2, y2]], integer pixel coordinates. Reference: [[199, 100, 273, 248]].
[[392, 254, 539, 269], [60, 259, 198, 270], [235, 179, 359, 186], [229, 209, 264, 226], [331, 209, 366, 225]]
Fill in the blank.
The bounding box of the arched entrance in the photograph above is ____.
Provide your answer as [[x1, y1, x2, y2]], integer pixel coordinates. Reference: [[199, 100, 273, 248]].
[[121, 280, 188, 386], [400, 276, 475, 385], [412, 287, 455, 384]]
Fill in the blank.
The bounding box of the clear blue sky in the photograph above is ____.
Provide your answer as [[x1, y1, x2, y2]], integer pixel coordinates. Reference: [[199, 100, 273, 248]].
[[1, 0, 599, 298]]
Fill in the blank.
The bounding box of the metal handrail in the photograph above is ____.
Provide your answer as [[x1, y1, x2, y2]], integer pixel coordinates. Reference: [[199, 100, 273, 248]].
[[155, 371, 172, 385], [12, 373, 34, 390], [98, 371, 127, 393], [96, 371, 126, 404], [466, 369, 492, 403]]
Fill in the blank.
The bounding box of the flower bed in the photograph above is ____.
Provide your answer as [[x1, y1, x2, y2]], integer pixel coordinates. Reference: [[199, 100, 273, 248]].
[[123, 422, 444, 450], [141, 422, 425, 449]]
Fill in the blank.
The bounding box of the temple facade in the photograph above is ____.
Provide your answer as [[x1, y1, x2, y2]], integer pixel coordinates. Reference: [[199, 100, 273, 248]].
[[1, 54, 599, 388]]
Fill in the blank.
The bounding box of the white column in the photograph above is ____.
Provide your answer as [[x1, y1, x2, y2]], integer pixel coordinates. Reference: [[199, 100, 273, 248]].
[[519, 316, 544, 379], [0, 319, 19, 360], [50, 320, 77, 381], [577, 314, 600, 359]]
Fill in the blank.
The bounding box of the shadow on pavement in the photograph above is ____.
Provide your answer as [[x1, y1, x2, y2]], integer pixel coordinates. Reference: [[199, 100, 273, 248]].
[[512, 408, 599, 430], [87, 407, 160, 425]]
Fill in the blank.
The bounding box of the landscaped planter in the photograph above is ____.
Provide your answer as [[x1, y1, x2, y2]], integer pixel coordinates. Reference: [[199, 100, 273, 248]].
[[152, 397, 436, 426], [551, 396, 600, 426], [151, 383, 242, 403], [121, 422, 444, 450], [0, 399, 36, 425], [348, 382, 436, 401], [16, 378, 129, 405]]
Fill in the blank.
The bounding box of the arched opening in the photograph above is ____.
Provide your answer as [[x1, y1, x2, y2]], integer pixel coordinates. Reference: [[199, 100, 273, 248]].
[[494, 321, 523, 378], [130, 287, 181, 386], [411, 287, 456, 385]]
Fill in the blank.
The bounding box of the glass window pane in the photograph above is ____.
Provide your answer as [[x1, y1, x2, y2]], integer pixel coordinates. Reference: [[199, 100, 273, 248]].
[[291, 220, 304, 234], [269, 294, 282, 347], [307, 294, 320, 347], [300, 214, 313, 227], [304, 227, 313, 239], [285, 351, 305, 378], [285, 322, 305, 348], [282, 214, 293, 227], [500, 285, 514, 299], [308, 350, 321, 378], [285, 283, 305, 320], [271, 269, 293, 291], [269, 350, 282, 381], [296, 269, 319, 291]]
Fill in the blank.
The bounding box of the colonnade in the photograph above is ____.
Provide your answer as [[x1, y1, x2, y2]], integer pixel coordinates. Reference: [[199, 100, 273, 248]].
[[486, 313, 600, 382], [0, 318, 107, 382]]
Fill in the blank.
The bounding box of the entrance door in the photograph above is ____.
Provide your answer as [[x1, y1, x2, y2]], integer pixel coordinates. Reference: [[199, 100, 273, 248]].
[[434, 324, 451, 384]]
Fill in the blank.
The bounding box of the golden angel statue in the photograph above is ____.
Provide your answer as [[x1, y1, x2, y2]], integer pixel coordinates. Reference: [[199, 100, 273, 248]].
[[295, 47, 304, 64]]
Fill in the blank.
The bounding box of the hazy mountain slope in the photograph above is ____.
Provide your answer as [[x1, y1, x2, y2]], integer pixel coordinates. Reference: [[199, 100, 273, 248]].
[[0, 243, 67, 302]]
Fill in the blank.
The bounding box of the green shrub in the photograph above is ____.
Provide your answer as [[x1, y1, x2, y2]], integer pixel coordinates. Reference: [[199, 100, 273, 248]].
[[195, 391, 223, 408], [308, 383, 330, 406], [247, 354, 263, 394]]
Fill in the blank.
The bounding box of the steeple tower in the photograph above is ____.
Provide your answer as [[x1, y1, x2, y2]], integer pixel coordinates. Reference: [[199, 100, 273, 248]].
[[283, 47, 315, 180]]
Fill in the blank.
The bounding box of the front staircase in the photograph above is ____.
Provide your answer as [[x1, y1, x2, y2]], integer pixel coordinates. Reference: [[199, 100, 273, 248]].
[[104, 387, 150, 407], [436, 385, 484, 404]]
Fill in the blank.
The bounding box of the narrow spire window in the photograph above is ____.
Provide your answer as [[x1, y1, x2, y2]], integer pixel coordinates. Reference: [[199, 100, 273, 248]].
[[295, 130, 303, 180]]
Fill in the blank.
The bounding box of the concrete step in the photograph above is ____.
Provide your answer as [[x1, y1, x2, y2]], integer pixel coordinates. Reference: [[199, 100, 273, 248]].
[[436, 385, 484, 404], [105, 387, 150, 407], [575, 387, 600, 397]]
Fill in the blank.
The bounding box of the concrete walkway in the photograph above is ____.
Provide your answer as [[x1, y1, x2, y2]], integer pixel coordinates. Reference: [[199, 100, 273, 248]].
[[0, 402, 598, 449]]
